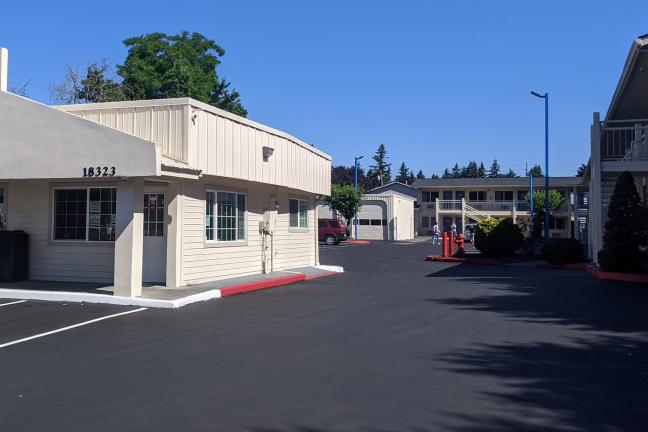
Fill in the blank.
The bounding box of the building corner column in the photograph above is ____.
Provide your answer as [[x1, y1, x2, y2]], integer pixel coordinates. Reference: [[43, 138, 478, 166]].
[[114, 178, 144, 297], [166, 181, 183, 288], [590, 112, 602, 263], [314, 200, 320, 265], [434, 197, 439, 226]]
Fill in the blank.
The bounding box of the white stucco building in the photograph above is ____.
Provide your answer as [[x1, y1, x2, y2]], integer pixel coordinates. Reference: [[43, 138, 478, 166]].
[[0, 50, 331, 297]]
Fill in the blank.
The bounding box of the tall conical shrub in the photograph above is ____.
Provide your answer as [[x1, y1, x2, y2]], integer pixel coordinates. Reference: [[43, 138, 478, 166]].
[[598, 171, 648, 272]]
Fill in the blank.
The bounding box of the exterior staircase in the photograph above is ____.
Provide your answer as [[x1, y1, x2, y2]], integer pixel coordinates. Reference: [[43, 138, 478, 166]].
[[464, 204, 488, 221]]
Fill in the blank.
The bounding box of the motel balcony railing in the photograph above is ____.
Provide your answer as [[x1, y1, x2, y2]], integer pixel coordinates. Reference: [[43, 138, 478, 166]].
[[600, 121, 648, 161]]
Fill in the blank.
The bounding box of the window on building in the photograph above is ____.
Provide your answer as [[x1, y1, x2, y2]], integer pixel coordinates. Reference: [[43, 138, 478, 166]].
[[421, 216, 430, 228], [53, 188, 116, 241], [494, 191, 513, 201], [206, 190, 246, 242], [468, 191, 486, 201], [549, 216, 566, 230], [289, 199, 309, 229], [421, 191, 439, 202], [370, 219, 382, 226], [144, 193, 165, 237], [359, 219, 370, 225]]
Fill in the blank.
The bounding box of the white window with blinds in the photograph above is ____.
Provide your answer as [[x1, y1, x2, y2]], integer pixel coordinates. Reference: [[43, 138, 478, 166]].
[[205, 190, 246, 243], [289, 199, 309, 229]]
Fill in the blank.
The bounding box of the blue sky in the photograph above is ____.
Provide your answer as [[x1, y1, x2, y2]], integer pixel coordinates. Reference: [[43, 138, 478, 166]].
[[1, 1, 644, 177]]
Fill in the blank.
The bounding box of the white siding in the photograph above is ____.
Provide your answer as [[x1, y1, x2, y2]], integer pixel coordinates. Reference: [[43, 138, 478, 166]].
[[180, 180, 316, 285], [190, 107, 330, 195], [57, 98, 332, 195], [6, 181, 114, 283], [61, 105, 186, 162]]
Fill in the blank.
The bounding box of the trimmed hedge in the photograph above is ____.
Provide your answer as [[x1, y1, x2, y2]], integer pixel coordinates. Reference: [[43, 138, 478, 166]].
[[541, 238, 583, 265], [474, 218, 523, 256]]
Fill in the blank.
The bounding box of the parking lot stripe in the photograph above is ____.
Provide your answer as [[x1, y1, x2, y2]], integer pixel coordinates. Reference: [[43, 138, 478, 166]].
[[0, 307, 147, 350], [0, 300, 27, 307]]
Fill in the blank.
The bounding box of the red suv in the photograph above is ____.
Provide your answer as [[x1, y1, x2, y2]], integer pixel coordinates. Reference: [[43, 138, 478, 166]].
[[318, 219, 347, 245]]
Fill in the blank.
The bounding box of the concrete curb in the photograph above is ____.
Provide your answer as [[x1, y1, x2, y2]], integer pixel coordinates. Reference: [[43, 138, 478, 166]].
[[0, 266, 345, 308], [0, 288, 218, 309]]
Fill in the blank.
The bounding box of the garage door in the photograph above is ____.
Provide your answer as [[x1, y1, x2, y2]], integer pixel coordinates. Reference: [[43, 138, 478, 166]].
[[356, 201, 388, 240]]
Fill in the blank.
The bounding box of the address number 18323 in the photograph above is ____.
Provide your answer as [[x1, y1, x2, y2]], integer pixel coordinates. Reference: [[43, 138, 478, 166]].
[[83, 167, 116, 177]]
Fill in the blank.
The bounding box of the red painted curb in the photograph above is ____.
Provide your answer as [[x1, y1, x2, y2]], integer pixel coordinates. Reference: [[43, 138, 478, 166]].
[[344, 240, 371, 245], [425, 256, 500, 265], [538, 262, 648, 283], [220, 274, 306, 297], [304, 271, 338, 281]]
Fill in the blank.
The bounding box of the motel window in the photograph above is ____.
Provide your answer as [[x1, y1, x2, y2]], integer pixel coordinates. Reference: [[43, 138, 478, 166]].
[[550, 216, 566, 230], [468, 191, 486, 201], [421, 191, 439, 202], [421, 216, 430, 228], [289, 199, 309, 229], [359, 219, 370, 225], [53, 187, 116, 241], [370, 219, 382, 226], [494, 191, 513, 201], [206, 190, 246, 242]]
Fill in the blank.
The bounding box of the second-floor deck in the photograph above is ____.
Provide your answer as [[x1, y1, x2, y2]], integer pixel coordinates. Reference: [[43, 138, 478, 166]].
[[600, 120, 648, 161]]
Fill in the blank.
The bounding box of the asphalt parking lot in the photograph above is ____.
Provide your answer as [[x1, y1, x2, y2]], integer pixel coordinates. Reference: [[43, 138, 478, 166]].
[[1, 240, 647, 431]]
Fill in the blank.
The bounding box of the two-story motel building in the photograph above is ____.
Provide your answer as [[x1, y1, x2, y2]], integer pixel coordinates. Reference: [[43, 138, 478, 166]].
[[413, 177, 589, 242]]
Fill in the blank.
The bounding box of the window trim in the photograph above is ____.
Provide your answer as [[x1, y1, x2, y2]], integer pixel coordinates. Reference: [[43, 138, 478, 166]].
[[51, 186, 117, 244], [289, 198, 309, 231], [205, 188, 247, 246]]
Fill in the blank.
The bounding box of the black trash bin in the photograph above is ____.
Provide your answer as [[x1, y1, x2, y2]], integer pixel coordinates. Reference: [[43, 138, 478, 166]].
[[0, 230, 28, 282]]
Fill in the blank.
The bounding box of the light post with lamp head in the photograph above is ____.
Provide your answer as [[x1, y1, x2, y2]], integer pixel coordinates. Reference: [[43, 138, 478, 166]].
[[531, 90, 550, 241], [354, 155, 364, 239]]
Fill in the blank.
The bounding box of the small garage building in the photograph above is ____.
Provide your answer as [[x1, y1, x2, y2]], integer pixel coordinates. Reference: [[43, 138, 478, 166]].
[[353, 191, 416, 241]]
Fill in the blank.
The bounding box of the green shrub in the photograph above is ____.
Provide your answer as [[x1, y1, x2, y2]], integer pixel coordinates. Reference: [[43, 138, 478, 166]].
[[598, 171, 648, 272], [474, 218, 523, 256], [541, 238, 583, 265]]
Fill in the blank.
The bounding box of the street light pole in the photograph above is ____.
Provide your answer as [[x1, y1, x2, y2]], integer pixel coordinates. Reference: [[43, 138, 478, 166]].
[[531, 91, 550, 241], [354, 155, 364, 240]]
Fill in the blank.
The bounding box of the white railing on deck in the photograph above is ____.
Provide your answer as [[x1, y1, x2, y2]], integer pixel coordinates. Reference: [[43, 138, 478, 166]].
[[600, 122, 648, 161]]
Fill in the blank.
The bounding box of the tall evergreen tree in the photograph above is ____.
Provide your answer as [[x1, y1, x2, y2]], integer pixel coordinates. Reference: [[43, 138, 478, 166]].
[[431, 173, 440, 179], [575, 163, 587, 177], [488, 159, 501, 178], [528, 164, 544, 177], [416, 170, 426, 179], [367, 143, 392, 187], [598, 171, 648, 271], [502, 168, 518, 178], [477, 162, 486, 178], [441, 168, 451, 179], [451, 163, 462, 178], [465, 161, 479, 178], [395, 162, 412, 184]]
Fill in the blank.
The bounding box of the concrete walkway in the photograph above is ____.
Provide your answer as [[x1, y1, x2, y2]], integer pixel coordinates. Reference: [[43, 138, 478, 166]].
[[0, 265, 343, 308]]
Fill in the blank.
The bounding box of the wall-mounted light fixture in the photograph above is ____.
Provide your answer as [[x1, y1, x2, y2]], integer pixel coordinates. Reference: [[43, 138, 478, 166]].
[[263, 146, 274, 161]]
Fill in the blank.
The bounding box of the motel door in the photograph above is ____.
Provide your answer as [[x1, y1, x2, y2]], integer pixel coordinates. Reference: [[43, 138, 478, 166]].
[[142, 192, 167, 283]]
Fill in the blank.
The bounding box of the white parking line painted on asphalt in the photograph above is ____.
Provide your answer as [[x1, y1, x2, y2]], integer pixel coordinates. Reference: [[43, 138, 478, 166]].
[[0, 300, 26, 307], [0, 307, 147, 350]]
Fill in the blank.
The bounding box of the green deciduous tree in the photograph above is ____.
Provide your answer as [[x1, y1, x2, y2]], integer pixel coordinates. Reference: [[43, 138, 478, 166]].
[[52, 31, 247, 117], [598, 171, 648, 271], [524, 189, 565, 239], [325, 184, 364, 226]]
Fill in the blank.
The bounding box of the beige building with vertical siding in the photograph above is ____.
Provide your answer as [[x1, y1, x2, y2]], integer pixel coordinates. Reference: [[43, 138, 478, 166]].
[[0, 63, 331, 298]]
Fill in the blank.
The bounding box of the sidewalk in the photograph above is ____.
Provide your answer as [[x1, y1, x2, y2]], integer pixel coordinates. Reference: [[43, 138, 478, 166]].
[[0, 265, 343, 309]]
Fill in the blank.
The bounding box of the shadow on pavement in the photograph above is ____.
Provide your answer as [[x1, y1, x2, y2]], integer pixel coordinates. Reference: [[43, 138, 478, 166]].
[[425, 263, 648, 431]]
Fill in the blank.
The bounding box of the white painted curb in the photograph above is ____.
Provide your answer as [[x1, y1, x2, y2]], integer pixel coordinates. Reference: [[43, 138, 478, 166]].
[[0, 288, 221, 309], [315, 265, 345, 273]]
